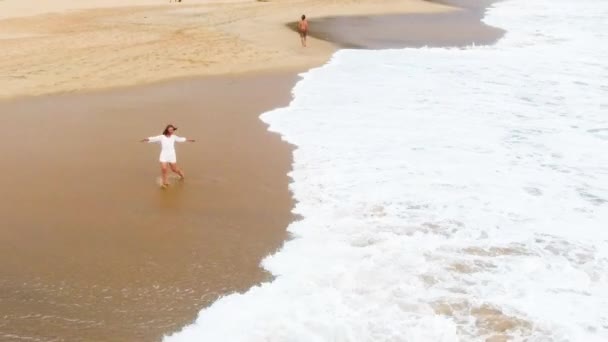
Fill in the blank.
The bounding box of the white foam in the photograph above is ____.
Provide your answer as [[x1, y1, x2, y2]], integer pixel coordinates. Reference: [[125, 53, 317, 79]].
[[166, 0, 608, 340]]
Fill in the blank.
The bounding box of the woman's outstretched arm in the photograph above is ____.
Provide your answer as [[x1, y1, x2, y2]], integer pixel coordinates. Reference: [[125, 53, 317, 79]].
[[141, 135, 163, 143], [175, 136, 195, 143]]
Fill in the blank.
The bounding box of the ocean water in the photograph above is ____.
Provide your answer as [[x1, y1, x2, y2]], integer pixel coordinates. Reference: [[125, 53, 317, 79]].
[[166, 0, 608, 341]]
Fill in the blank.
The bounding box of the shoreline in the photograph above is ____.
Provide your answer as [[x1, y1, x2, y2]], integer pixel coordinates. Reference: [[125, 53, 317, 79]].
[[167, 0, 505, 339], [0, 1, 503, 341]]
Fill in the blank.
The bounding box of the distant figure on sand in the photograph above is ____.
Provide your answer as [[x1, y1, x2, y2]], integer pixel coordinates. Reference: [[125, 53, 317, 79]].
[[140, 124, 195, 188], [299, 15, 309, 47]]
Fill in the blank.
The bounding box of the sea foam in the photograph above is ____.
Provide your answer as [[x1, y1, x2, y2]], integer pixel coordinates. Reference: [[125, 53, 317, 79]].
[[166, 0, 608, 340]]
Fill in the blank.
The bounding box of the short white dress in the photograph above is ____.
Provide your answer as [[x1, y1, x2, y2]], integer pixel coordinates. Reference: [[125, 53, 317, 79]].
[[148, 134, 187, 163]]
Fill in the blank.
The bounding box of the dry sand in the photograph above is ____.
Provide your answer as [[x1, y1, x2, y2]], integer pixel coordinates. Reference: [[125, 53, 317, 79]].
[[0, 0, 452, 100], [0, 0, 502, 341]]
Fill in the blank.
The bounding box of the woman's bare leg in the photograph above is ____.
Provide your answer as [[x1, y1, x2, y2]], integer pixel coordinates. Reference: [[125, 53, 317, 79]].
[[160, 162, 169, 186], [170, 163, 185, 180]]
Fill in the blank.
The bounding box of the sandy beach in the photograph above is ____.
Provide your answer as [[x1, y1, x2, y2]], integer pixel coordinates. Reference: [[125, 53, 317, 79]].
[[0, 0, 454, 100], [0, 0, 503, 341]]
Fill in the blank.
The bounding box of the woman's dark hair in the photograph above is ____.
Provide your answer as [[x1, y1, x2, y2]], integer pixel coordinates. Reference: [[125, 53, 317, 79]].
[[163, 124, 177, 136], [301, 14, 306, 20]]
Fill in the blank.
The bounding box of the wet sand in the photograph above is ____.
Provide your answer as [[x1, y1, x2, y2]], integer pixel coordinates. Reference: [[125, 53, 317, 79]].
[[305, 0, 504, 48], [0, 1, 504, 341], [0, 72, 298, 341]]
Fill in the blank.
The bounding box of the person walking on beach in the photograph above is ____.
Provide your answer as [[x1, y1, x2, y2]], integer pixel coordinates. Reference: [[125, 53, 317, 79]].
[[299, 14, 309, 47], [140, 124, 195, 188]]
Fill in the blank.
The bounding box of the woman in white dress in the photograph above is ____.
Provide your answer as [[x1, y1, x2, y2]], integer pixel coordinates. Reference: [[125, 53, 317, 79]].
[[141, 124, 195, 187]]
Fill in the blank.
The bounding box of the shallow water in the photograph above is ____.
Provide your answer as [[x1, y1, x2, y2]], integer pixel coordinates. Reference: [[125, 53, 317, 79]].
[[167, 0, 608, 341]]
